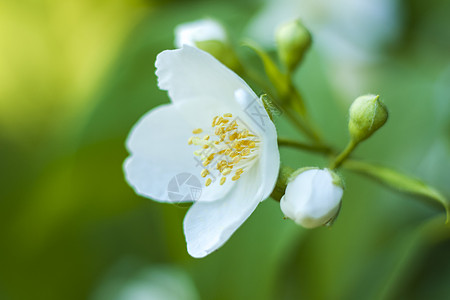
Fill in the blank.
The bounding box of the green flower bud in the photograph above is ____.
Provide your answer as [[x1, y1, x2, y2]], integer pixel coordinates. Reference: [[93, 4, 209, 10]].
[[348, 94, 388, 143], [275, 19, 311, 73]]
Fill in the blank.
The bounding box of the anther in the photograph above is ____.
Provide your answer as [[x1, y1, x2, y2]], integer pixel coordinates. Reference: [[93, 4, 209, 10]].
[[201, 169, 209, 177], [212, 116, 218, 127], [221, 168, 232, 175]]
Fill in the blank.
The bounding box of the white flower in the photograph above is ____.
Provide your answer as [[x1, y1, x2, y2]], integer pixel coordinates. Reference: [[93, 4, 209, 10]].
[[175, 19, 227, 48], [124, 46, 279, 258], [280, 168, 343, 228]]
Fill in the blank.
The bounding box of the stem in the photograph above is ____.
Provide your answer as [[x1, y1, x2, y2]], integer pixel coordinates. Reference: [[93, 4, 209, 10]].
[[284, 74, 325, 145], [240, 50, 325, 145], [278, 138, 333, 155], [286, 72, 307, 118], [331, 139, 358, 169], [283, 108, 320, 142]]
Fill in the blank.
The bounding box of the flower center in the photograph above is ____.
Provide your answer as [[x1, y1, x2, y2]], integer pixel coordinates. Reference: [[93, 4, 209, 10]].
[[188, 113, 260, 187]]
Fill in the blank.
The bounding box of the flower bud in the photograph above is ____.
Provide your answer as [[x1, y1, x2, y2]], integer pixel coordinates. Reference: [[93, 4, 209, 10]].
[[175, 19, 227, 48], [280, 168, 344, 228], [275, 19, 311, 73], [174, 19, 240, 71], [348, 94, 388, 143]]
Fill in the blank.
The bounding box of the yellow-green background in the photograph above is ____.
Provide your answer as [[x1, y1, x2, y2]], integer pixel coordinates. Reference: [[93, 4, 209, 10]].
[[1, 0, 449, 299]]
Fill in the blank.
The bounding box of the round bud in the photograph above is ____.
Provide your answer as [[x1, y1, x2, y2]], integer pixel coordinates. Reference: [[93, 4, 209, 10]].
[[348, 94, 388, 143], [275, 19, 311, 72], [280, 168, 344, 228]]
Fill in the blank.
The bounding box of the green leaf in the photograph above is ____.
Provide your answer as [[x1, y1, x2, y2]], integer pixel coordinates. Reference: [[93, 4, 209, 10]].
[[344, 159, 450, 223]]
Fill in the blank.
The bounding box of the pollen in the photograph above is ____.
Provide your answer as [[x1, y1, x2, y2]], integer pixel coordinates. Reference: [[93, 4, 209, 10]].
[[188, 113, 260, 187]]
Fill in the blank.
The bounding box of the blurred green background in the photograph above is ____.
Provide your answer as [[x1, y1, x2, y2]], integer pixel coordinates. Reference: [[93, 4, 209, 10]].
[[1, 0, 449, 299]]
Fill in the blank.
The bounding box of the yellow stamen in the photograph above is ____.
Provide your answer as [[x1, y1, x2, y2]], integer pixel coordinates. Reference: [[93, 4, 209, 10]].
[[230, 151, 238, 158], [222, 168, 232, 176], [189, 114, 260, 186], [211, 116, 218, 127]]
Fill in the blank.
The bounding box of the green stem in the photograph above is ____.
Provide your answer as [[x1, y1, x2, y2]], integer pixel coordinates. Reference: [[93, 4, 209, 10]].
[[284, 74, 325, 144], [283, 108, 320, 142], [286, 73, 307, 117], [278, 138, 333, 155], [331, 139, 358, 169]]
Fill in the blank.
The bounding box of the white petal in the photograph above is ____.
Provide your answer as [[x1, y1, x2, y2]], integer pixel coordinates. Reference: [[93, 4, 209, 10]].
[[183, 165, 265, 258], [156, 47, 279, 138], [124, 104, 198, 202], [237, 91, 280, 201], [155, 46, 253, 108]]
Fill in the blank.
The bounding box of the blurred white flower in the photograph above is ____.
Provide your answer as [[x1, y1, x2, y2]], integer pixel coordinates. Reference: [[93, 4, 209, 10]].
[[246, 0, 402, 98], [124, 46, 279, 258], [281, 168, 343, 228], [91, 263, 200, 300], [175, 19, 227, 48]]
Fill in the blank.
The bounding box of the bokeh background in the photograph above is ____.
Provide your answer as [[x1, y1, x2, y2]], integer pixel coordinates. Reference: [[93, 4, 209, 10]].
[[1, 0, 449, 299]]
